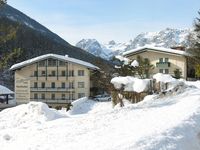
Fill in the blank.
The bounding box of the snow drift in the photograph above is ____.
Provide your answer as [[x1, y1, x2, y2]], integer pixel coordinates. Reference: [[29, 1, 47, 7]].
[[68, 97, 96, 115], [0, 81, 200, 150], [0, 102, 66, 128]]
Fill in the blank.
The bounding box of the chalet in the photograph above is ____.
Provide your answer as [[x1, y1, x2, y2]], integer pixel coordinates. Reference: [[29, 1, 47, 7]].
[[10, 54, 99, 107], [123, 46, 189, 79]]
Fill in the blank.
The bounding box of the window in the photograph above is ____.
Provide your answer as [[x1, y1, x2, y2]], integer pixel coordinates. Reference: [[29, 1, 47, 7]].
[[48, 59, 57, 67], [69, 92, 75, 100], [159, 58, 168, 63], [51, 94, 55, 100], [41, 82, 45, 88], [164, 69, 169, 74], [41, 71, 46, 76], [59, 61, 65, 66], [144, 58, 149, 64], [34, 71, 38, 77], [34, 93, 38, 99], [61, 82, 65, 88], [78, 93, 85, 98], [38, 61, 46, 67], [78, 82, 85, 88], [34, 82, 37, 88], [50, 70, 56, 76], [69, 70, 74, 77], [72, 92, 75, 100], [165, 58, 169, 62], [41, 93, 45, 99], [159, 69, 169, 74], [61, 71, 66, 76], [66, 94, 69, 100], [78, 70, 84, 76], [51, 82, 55, 88], [159, 58, 163, 63], [61, 94, 65, 100], [69, 82, 74, 89]]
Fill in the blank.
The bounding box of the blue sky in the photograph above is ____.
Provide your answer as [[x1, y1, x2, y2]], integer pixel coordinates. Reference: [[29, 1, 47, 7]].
[[8, 0, 200, 44]]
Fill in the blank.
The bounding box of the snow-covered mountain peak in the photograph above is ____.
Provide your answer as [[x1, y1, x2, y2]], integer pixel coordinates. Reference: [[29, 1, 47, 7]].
[[76, 39, 101, 49], [108, 40, 116, 45], [75, 28, 193, 60], [76, 39, 113, 60]]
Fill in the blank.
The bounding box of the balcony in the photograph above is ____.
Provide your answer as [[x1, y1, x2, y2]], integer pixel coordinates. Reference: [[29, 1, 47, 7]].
[[156, 62, 170, 68], [30, 87, 75, 92], [30, 98, 74, 104], [30, 75, 75, 79]]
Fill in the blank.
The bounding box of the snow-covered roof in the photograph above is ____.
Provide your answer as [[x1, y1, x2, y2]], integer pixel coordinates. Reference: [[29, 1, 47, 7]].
[[10, 54, 100, 70], [153, 73, 176, 83], [115, 55, 130, 65], [123, 46, 188, 56], [0, 85, 14, 95], [131, 60, 139, 67]]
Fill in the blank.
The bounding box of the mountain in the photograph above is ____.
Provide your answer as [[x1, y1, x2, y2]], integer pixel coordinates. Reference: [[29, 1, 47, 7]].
[[76, 28, 193, 60], [0, 4, 68, 46], [126, 28, 192, 50], [76, 39, 113, 60], [0, 4, 112, 88]]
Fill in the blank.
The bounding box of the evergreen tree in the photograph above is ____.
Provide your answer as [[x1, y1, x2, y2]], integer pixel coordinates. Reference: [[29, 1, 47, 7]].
[[187, 10, 200, 79], [133, 55, 154, 79], [195, 64, 200, 79], [0, 0, 7, 6], [173, 69, 182, 79], [111, 55, 153, 78], [111, 56, 135, 76], [194, 11, 200, 48], [188, 11, 200, 62], [0, 20, 19, 70], [90, 70, 113, 95]]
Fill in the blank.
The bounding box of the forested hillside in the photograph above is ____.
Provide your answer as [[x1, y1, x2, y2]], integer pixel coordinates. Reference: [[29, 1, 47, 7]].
[[0, 5, 113, 88]]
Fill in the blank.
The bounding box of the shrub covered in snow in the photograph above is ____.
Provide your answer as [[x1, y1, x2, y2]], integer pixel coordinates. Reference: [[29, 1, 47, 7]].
[[111, 76, 150, 93]]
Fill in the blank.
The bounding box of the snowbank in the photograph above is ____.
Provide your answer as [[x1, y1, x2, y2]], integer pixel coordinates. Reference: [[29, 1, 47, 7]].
[[1, 84, 200, 150], [68, 97, 96, 115], [0, 102, 66, 128], [185, 80, 200, 89], [153, 73, 176, 83], [111, 76, 150, 93]]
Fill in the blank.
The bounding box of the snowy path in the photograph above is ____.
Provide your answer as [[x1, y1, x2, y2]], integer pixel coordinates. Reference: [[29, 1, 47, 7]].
[[0, 88, 200, 149]]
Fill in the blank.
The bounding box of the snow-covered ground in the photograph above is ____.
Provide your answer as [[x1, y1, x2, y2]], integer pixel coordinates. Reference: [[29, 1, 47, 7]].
[[0, 81, 200, 150]]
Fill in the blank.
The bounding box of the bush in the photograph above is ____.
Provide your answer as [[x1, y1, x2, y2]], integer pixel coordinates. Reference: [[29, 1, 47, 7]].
[[174, 69, 182, 79], [195, 64, 200, 78]]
